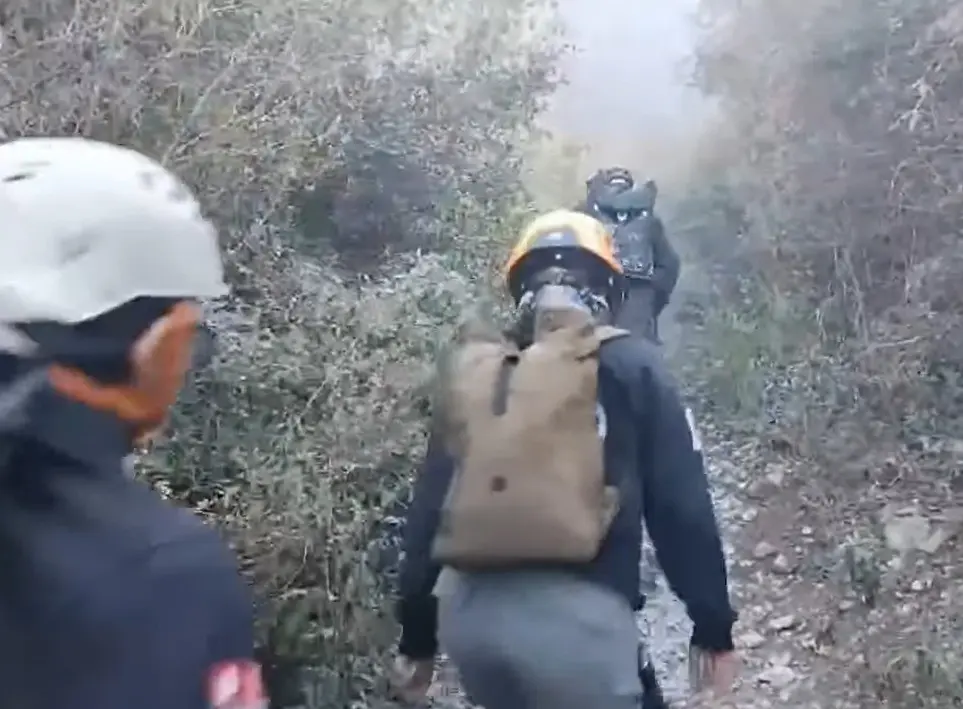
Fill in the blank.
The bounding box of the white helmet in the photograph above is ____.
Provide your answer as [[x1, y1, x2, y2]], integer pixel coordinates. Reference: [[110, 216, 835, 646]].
[[0, 137, 227, 326]]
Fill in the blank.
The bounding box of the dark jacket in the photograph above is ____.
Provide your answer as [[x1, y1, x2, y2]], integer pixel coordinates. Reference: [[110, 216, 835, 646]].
[[0, 385, 256, 709], [396, 334, 736, 659], [639, 214, 679, 311], [572, 202, 680, 310]]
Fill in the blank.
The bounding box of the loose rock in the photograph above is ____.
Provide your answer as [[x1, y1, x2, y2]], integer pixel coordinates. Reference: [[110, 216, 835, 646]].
[[753, 541, 779, 559], [772, 554, 796, 574], [739, 631, 766, 649], [758, 665, 797, 689], [767, 614, 797, 632]]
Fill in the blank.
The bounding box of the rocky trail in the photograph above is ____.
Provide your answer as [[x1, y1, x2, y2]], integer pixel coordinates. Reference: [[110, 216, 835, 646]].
[[678, 429, 849, 709], [634, 426, 861, 709], [389, 282, 963, 709], [647, 285, 847, 708], [670, 288, 963, 709], [404, 292, 839, 708], [413, 399, 849, 709]]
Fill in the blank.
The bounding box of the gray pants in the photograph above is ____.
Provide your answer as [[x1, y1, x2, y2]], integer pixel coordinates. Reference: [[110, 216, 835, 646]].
[[438, 570, 644, 709]]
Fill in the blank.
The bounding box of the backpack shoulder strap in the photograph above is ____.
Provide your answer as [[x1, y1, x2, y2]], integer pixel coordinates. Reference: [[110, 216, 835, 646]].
[[432, 318, 517, 447], [454, 314, 505, 347], [594, 325, 631, 343]]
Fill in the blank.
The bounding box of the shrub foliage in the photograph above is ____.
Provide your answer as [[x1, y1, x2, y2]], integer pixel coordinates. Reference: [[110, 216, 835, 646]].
[[687, 2, 963, 704], [686, 0, 963, 434], [2, 0, 562, 704]]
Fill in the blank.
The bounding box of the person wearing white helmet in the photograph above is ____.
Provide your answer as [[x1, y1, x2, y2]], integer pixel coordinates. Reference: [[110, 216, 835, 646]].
[[0, 138, 263, 709]]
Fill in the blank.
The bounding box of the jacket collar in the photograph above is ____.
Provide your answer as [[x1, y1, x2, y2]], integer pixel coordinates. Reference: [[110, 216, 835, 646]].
[[13, 386, 132, 472]]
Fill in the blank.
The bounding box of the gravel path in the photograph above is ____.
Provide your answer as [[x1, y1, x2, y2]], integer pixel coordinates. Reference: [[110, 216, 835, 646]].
[[637, 450, 749, 703]]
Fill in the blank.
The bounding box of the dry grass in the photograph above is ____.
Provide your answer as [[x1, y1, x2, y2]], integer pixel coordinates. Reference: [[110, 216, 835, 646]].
[[2, 0, 563, 705], [682, 0, 963, 704]]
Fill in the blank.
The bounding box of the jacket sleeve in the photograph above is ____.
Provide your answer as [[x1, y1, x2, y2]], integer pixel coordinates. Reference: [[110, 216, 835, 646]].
[[648, 217, 680, 307], [636, 360, 736, 651], [395, 430, 455, 659]]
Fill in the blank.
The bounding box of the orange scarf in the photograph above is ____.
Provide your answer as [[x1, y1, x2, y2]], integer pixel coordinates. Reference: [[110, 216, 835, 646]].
[[47, 301, 201, 442]]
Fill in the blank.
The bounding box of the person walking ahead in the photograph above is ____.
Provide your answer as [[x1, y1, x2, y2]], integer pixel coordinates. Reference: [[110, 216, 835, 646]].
[[577, 168, 680, 341], [0, 137, 264, 709], [392, 209, 737, 708]]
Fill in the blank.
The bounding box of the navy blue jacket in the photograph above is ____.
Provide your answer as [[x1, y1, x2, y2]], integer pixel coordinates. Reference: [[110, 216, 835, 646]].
[[0, 388, 256, 709], [397, 335, 736, 658]]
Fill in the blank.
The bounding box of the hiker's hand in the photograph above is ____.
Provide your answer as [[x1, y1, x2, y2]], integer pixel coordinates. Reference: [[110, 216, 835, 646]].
[[390, 655, 434, 704], [689, 646, 739, 694]]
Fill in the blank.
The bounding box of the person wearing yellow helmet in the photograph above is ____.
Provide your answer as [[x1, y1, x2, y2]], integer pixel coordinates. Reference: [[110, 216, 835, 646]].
[[502, 209, 627, 341], [392, 209, 737, 709]]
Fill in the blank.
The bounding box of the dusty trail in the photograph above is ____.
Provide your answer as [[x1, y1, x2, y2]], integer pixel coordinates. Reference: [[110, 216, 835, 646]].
[[633, 265, 713, 703], [415, 1, 855, 705], [644, 280, 847, 709], [519, 0, 736, 699]]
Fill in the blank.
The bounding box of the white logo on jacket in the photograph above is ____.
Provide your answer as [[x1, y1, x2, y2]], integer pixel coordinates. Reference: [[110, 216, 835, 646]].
[[684, 407, 703, 452], [596, 401, 608, 440]]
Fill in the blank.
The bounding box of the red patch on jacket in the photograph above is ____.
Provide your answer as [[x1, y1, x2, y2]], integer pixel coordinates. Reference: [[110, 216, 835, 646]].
[[206, 660, 267, 709]]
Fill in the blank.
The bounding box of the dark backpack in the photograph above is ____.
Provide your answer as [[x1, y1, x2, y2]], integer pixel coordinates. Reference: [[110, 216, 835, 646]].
[[612, 216, 657, 281]]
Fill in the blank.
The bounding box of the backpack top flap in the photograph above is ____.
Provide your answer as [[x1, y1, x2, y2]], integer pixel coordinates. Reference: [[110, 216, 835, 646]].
[[531, 287, 603, 360], [441, 332, 519, 458], [435, 304, 619, 566], [594, 324, 631, 343], [613, 219, 656, 278]]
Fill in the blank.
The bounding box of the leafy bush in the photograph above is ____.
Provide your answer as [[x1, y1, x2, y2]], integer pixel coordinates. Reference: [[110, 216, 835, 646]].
[[686, 0, 963, 433], [149, 253, 489, 705], [686, 1, 963, 705], [2, 0, 560, 262], [3, 0, 562, 704]]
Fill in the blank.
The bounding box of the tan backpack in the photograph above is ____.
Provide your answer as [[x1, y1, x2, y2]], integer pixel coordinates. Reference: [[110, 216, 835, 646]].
[[431, 293, 629, 568]]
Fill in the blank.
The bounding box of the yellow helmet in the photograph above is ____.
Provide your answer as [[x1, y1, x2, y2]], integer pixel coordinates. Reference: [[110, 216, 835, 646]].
[[504, 209, 623, 302]]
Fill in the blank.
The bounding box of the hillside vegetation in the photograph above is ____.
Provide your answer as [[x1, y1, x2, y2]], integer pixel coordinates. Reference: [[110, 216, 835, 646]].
[[685, 0, 963, 705], [9, 0, 963, 703], [2, 0, 561, 704]]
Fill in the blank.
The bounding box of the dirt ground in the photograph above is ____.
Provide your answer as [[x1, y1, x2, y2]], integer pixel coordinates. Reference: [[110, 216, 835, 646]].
[[692, 423, 963, 709], [673, 274, 963, 709], [413, 415, 963, 709], [404, 279, 963, 709]]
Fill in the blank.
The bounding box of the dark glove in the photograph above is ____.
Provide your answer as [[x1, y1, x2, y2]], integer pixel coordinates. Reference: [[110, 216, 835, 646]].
[[690, 618, 735, 652], [396, 595, 439, 660]]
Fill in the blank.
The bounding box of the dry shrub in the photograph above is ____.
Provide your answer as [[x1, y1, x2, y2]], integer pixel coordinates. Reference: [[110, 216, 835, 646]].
[[685, 1, 963, 705], [151, 252, 490, 706], [685, 0, 963, 436], [522, 134, 589, 208], [2, 0, 561, 705], [1, 0, 560, 261]]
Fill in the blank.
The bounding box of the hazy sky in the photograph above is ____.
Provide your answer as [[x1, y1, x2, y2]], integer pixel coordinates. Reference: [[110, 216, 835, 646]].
[[544, 0, 711, 184]]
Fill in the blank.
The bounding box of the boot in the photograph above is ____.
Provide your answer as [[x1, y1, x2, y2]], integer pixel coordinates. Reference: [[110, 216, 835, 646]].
[[638, 646, 670, 709], [640, 663, 669, 709]]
